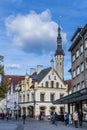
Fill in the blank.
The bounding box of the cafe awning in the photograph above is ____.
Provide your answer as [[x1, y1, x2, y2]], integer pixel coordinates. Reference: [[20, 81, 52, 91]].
[[53, 88, 87, 104]]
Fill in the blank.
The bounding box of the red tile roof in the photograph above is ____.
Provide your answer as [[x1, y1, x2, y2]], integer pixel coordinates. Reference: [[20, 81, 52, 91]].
[[2, 75, 25, 89]]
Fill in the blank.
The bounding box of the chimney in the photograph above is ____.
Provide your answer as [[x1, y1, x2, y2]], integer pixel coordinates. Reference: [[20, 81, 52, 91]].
[[30, 68, 36, 75], [37, 65, 43, 74]]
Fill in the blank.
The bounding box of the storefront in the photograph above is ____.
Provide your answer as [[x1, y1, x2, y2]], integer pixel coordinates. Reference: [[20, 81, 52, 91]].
[[53, 88, 87, 121]]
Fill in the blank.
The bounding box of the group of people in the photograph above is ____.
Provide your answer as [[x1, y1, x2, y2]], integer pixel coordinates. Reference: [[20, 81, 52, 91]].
[[64, 109, 83, 128]]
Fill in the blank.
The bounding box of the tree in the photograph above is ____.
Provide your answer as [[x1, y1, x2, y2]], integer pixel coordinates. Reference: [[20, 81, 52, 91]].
[[0, 55, 6, 98]]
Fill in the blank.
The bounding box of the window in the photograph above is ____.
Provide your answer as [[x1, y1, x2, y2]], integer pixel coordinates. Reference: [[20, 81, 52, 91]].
[[85, 39, 87, 49], [73, 69, 76, 78], [56, 82, 59, 88], [73, 86, 76, 92], [85, 58, 87, 69], [77, 83, 80, 91], [80, 44, 83, 53], [45, 81, 49, 87], [76, 49, 79, 58], [80, 62, 84, 72], [23, 95, 25, 102], [41, 83, 43, 87], [20, 95, 21, 102], [72, 54, 75, 62], [51, 81, 54, 88], [76, 66, 80, 75], [50, 93, 55, 101], [27, 94, 29, 101], [49, 75, 51, 80], [60, 93, 64, 98], [54, 76, 56, 80], [40, 93, 45, 102]]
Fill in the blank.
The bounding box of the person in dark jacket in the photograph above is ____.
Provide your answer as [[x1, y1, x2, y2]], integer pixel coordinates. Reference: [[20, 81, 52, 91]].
[[22, 113, 26, 124], [78, 110, 83, 126]]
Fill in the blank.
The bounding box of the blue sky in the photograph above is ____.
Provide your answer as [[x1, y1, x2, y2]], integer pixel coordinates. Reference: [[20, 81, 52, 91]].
[[0, 0, 87, 80]]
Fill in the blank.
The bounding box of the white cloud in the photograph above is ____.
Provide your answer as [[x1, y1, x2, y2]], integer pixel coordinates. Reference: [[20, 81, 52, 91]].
[[5, 9, 67, 55], [5, 64, 21, 70]]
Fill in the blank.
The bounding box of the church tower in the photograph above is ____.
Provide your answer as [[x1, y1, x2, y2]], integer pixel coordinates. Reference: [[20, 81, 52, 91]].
[[55, 26, 64, 79]]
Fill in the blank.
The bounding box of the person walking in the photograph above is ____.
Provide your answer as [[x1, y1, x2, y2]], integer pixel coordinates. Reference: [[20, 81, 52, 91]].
[[22, 113, 26, 124], [73, 111, 78, 128], [64, 112, 69, 126], [78, 110, 83, 127]]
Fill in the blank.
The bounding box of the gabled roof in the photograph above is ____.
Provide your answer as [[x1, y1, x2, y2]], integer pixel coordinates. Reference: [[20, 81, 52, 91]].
[[2, 75, 25, 88], [31, 67, 51, 83]]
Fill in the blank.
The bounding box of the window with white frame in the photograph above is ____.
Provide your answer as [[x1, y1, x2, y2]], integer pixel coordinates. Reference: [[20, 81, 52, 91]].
[[76, 66, 80, 75], [85, 39, 87, 49], [76, 49, 79, 58], [77, 83, 80, 91], [73, 86, 76, 92], [80, 62, 84, 72], [73, 69, 76, 78], [72, 54, 75, 62], [80, 44, 83, 53]]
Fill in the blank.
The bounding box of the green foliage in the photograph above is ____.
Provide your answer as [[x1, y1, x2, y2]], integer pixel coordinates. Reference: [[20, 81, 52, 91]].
[[0, 55, 5, 97]]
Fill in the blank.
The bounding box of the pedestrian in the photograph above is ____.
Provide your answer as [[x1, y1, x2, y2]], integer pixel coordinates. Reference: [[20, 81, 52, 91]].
[[2, 113, 5, 120], [22, 113, 26, 124], [6, 113, 9, 121], [51, 112, 57, 126], [64, 112, 69, 126], [73, 110, 78, 128], [78, 110, 83, 127], [69, 113, 72, 125]]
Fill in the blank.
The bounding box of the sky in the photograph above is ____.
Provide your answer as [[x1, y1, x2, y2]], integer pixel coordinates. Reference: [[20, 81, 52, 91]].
[[0, 0, 87, 80]]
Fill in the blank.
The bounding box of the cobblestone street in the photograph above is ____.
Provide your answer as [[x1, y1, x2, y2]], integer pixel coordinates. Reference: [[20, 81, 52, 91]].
[[0, 119, 87, 130]]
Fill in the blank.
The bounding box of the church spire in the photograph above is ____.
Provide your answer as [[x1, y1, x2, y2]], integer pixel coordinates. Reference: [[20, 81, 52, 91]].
[[55, 24, 64, 80], [55, 26, 64, 56]]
